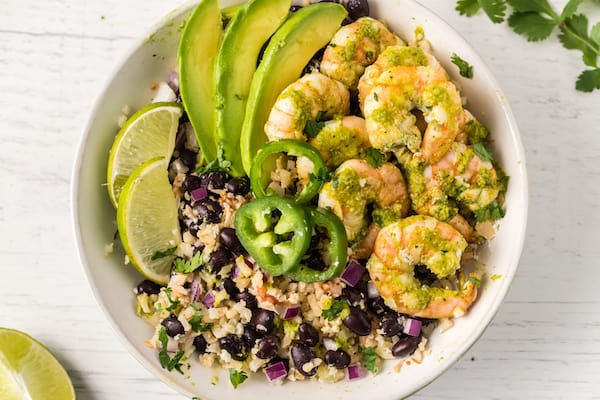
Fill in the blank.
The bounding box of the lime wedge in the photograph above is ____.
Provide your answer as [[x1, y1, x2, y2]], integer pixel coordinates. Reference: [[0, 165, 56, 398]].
[[117, 157, 181, 284], [0, 328, 75, 400], [107, 102, 183, 207]]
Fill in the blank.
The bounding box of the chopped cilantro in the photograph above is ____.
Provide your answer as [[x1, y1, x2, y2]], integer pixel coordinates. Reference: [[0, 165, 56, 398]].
[[309, 167, 333, 184], [164, 288, 181, 311], [362, 346, 378, 374], [173, 251, 203, 274], [197, 144, 231, 173], [151, 246, 177, 260], [321, 299, 346, 321], [373, 91, 379, 101], [468, 276, 482, 287], [474, 203, 505, 222], [451, 53, 474, 78], [158, 327, 185, 373], [473, 142, 494, 162], [229, 368, 248, 389], [304, 120, 326, 138], [189, 305, 213, 332], [364, 147, 385, 168]]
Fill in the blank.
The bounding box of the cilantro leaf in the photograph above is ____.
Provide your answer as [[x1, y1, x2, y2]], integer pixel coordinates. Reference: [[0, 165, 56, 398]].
[[304, 120, 326, 138], [479, 0, 507, 24], [473, 142, 494, 162], [158, 327, 185, 373], [229, 369, 248, 389], [151, 246, 177, 260], [474, 203, 505, 222], [456, 0, 481, 16], [362, 347, 378, 374], [591, 22, 600, 47], [576, 68, 600, 92], [507, 0, 556, 16], [198, 143, 231, 173], [189, 306, 213, 332], [508, 12, 557, 41], [173, 251, 203, 274], [321, 299, 346, 321], [560, 0, 584, 21], [450, 53, 474, 78], [309, 167, 333, 184], [164, 288, 181, 311], [364, 147, 385, 168]]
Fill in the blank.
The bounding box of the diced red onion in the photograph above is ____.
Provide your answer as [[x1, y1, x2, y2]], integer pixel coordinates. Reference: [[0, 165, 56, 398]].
[[340, 260, 366, 287], [264, 361, 288, 382], [189, 279, 202, 303], [346, 364, 367, 381], [230, 265, 240, 279], [191, 187, 208, 202], [279, 304, 301, 320], [322, 337, 337, 351], [202, 291, 215, 308], [367, 281, 380, 299], [403, 318, 422, 337]]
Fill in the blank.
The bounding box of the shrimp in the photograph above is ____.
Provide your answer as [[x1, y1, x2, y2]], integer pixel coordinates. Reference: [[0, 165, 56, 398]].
[[361, 65, 465, 164], [318, 159, 410, 243], [264, 72, 350, 141], [367, 215, 478, 319], [308, 116, 370, 169], [320, 17, 404, 90]]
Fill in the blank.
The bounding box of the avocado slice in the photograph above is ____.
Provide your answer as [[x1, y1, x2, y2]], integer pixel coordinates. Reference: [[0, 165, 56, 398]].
[[178, 0, 222, 164], [214, 0, 292, 176], [240, 2, 348, 175]]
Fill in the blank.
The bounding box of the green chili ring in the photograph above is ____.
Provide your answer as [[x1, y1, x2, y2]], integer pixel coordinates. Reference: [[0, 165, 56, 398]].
[[233, 196, 312, 276], [285, 207, 348, 283], [250, 139, 326, 204]]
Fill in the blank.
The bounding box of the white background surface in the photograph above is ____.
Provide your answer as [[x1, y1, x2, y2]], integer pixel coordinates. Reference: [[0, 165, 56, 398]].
[[1, 0, 599, 399]]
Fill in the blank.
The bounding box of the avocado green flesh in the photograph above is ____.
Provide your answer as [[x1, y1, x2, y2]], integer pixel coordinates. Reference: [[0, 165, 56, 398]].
[[240, 2, 348, 175], [178, 0, 222, 164], [215, 0, 291, 176]]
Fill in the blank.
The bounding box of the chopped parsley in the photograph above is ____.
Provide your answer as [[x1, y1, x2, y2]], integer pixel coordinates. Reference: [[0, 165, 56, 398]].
[[450, 53, 474, 78], [321, 299, 346, 321], [362, 346, 378, 374], [173, 251, 203, 274], [158, 327, 185, 374], [364, 147, 385, 168], [473, 142, 493, 162], [151, 246, 177, 260], [228, 368, 248, 389]]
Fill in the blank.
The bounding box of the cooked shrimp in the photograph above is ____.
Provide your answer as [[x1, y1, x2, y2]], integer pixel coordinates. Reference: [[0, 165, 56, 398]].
[[361, 65, 465, 164], [320, 17, 404, 90], [265, 72, 350, 141], [367, 215, 478, 319], [318, 159, 410, 242], [308, 116, 370, 169]]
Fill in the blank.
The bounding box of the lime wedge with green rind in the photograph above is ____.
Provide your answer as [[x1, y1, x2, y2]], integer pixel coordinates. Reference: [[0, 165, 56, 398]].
[[0, 328, 75, 400], [117, 157, 181, 285], [107, 101, 182, 208]]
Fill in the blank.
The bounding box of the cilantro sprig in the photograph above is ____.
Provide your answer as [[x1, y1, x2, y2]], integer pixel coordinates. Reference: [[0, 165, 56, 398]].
[[173, 251, 203, 274], [361, 346, 378, 374], [229, 368, 248, 389], [455, 0, 600, 92], [451, 53, 475, 78], [158, 327, 185, 374]]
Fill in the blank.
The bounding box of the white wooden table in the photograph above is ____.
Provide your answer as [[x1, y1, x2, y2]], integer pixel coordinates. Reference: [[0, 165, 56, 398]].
[[2, 0, 599, 398]]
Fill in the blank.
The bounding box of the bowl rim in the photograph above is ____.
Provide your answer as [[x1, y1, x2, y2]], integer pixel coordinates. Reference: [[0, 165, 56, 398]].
[[71, 0, 529, 399]]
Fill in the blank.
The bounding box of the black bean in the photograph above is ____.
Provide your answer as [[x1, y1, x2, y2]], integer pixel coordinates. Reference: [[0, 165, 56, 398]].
[[178, 149, 197, 170], [256, 334, 281, 359], [324, 349, 351, 369], [341, 286, 363, 306], [343, 306, 372, 336], [219, 227, 246, 255], [222, 277, 240, 298], [200, 171, 230, 190], [345, 0, 370, 21], [367, 296, 391, 317], [218, 334, 248, 361], [289, 5, 302, 12], [242, 325, 260, 348], [392, 335, 421, 358], [161, 314, 185, 337], [304, 253, 326, 271], [225, 176, 251, 196], [207, 247, 232, 272], [379, 313, 403, 337], [193, 335, 207, 354], [187, 221, 201, 237], [236, 290, 258, 310], [136, 279, 162, 295], [251, 309, 276, 336], [193, 199, 223, 223], [414, 264, 438, 286], [298, 323, 320, 347], [290, 343, 318, 377], [182, 175, 203, 193]]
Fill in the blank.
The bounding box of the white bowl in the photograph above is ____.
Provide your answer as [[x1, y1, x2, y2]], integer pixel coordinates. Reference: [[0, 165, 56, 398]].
[[72, 1, 528, 399]]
